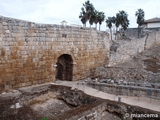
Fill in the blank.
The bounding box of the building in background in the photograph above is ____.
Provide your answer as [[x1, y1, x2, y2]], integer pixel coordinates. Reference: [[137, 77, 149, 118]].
[[142, 17, 160, 28], [61, 20, 68, 26]]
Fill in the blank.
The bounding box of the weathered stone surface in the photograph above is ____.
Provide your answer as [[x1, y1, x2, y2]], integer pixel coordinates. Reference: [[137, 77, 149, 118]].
[[109, 31, 160, 66], [0, 84, 159, 120], [0, 16, 110, 93], [91, 66, 160, 83]]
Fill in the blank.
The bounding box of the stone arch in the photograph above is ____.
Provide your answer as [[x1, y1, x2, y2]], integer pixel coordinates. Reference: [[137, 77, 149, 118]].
[[55, 54, 73, 81]]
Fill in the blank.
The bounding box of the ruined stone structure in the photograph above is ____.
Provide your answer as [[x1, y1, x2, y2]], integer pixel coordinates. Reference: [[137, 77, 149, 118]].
[[1, 84, 159, 120], [120, 27, 160, 39], [1, 15, 160, 93], [87, 81, 160, 99], [109, 31, 160, 66], [0, 16, 110, 93]]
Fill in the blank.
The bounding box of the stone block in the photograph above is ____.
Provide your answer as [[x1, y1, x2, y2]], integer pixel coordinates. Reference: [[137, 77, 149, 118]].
[[5, 84, 9, 90], [25, 82, 32, 86], [22, 83, 25, 87], [2, 22, 7, 25], [11, 46, 18, 51]]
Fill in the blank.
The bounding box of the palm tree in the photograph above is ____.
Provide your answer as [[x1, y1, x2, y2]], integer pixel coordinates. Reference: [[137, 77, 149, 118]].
[[98, 12, 105, 31], [83, 0, 94, 14], [89, 12, 95, 28], [94, 10, 99, 29], [79, 7, 88, 27], [79, 0, 95, 27], [106, 17, 113, 40], [113, 13, 121, 40], [118, 10, 129, 35], [83, 0, 95, 21], [135, 9, 145, 38], [122, 19, 129, 31]]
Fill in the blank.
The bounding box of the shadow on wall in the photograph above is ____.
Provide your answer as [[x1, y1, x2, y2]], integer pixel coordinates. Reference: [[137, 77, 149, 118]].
[[55, 54, 73, 81]]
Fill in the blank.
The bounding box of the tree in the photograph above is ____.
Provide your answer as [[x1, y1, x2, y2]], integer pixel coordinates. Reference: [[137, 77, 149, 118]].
[[113, 13, 121, 40], [98, 12, 105, 30], [83, 0, 94, 12], [122, 19, 129, 31], [135, 9, 145, 38], [79, 0, 105, 30], [89, 15, 95, 28], [79, 7, 88, 27], [93, 10, 99, 29], [118, 10, 130, 36], [79, 0, 95, 27], [89, 10, 96, 28], [106, 17, 114, 40]]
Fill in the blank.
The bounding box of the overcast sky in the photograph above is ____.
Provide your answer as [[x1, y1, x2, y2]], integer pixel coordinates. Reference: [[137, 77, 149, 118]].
[[0, 0, 160, 30]]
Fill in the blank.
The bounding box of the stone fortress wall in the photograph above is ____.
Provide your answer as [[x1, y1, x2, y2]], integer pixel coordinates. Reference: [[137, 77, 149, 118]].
[[0, 16, 110, 93], [1, 15, 160, 93]]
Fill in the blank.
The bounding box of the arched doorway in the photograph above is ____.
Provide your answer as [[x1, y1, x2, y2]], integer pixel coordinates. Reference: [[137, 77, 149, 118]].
[[56, 54, 73, 81]]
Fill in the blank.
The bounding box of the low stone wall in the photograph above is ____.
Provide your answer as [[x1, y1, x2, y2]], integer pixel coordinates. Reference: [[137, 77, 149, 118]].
[[87, 82, 160, 100], [122, 27, 160, 39], [69, 102, 107, 120], [70, 95, 160, 120], [121, 28, 141, 39]]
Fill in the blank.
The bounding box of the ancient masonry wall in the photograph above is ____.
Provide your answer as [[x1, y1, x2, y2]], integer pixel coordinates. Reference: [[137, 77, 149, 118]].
[[109, 31, 160, 66], [87, 82, 160, 100], [122, 27, 160, 39], [109, 37, 145, 66], [0, 16, 110, 93]]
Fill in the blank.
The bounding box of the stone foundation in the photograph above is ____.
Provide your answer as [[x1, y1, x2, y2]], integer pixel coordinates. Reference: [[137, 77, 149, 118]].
[[87, 82, 160, 100], [1, 84, 159, 120]]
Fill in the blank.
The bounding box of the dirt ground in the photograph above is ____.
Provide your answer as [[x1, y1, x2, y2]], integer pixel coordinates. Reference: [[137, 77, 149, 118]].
[[0, 84, 103, 120]]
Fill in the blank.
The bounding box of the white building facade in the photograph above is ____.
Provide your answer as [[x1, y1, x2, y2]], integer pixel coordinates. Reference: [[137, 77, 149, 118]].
[[142, 17, 160, 28]]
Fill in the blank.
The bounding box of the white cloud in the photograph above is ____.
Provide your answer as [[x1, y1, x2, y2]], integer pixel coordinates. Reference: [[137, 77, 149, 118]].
[[0, 0, 160, 30]]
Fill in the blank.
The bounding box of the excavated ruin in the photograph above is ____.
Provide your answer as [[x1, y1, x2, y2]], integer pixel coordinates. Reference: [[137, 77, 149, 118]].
[[0, 84, 159, 120]]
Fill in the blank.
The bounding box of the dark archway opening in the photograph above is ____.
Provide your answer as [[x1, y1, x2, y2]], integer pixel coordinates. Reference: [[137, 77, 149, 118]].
[[56, 54, 73, 81]]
